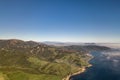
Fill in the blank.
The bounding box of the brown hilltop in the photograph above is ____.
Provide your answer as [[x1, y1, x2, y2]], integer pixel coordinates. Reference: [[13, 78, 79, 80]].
[[0, 39, 45, 48]]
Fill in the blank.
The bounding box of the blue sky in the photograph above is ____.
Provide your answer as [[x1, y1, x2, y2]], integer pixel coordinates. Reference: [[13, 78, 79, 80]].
[[0, 0, 120, 42]]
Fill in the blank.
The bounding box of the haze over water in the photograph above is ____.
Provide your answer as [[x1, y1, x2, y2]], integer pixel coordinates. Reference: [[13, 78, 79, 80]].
[[70, 45, 120, 80], [0, 0, 120, 80]]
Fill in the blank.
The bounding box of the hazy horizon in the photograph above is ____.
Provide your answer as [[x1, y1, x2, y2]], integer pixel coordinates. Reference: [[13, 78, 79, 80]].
[[0, 0, 120, 43], [1, 38, 120, 44]]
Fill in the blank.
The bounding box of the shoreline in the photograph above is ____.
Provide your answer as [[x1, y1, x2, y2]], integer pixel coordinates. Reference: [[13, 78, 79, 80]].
[[62, 64, 92, 80], [62, 53, 93, 80]]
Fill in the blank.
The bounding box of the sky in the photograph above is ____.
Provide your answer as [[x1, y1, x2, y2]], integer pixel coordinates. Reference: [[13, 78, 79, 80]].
[[0, 0, 120, 43]]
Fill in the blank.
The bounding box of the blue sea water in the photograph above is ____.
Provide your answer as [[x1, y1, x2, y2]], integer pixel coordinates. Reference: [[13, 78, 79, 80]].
[[70, 51, 120, 80]]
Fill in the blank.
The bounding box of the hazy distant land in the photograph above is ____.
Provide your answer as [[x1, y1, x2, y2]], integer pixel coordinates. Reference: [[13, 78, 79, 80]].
[[43, 41, 120, 48]]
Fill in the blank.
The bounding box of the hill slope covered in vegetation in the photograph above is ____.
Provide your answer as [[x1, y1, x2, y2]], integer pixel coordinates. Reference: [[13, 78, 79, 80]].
[[0, 39, 93, 80]]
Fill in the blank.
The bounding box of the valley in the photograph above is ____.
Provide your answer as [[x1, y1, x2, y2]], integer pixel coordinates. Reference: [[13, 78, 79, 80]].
[[0, 39, 93, 80], [0, 39, 118, 80]]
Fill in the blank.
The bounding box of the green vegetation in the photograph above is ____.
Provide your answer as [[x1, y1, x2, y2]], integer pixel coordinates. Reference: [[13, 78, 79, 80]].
[[0, 39, 92, 80], [0, 71, 62, 80]]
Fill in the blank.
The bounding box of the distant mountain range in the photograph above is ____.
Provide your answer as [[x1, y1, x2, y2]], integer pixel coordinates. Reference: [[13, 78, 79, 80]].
[[43, 41, 96, 46], [43, 41, 120, 49]]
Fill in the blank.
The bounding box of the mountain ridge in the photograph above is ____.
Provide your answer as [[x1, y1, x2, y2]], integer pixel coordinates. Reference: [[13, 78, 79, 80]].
[[0, 39, 111, 80]]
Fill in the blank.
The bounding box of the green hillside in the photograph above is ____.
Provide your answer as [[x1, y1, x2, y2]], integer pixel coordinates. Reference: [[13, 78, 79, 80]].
[[0, 39, 91, 80]]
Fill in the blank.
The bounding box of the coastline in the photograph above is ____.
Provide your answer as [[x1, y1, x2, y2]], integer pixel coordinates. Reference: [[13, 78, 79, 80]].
[[62, 53, 93, 80], [62, 64, 92, 80]]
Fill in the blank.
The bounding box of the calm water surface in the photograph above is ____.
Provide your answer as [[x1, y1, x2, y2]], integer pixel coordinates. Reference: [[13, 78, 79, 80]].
[[70, 51, 120, 80]]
